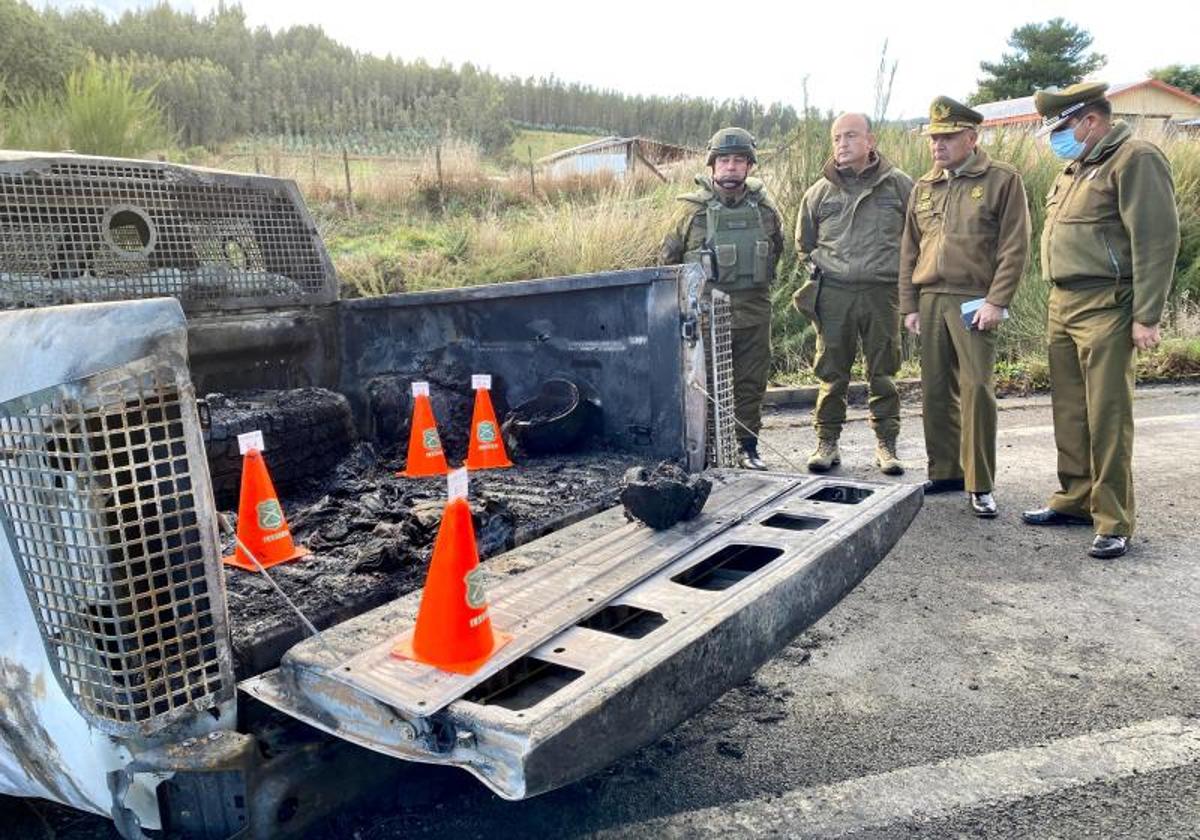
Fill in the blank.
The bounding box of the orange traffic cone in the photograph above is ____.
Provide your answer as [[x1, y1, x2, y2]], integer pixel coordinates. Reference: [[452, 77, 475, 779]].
[[400, 382, 449, 478], [392, 470, 511, 674], [223, 448, 310, 572], [465, 375, 512, 470]]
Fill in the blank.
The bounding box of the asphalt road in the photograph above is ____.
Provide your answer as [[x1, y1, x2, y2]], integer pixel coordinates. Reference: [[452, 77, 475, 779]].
[[5, 384, 1199, 839]]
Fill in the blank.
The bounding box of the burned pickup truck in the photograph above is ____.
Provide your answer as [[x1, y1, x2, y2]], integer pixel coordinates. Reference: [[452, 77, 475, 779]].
[[0, 152, 922, 838]]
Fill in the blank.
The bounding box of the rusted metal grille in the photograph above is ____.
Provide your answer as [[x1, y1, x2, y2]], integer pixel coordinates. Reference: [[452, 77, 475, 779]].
[[0, 155, 336, 312], [704, 290, 738, 468], [0, 359, 233, 735]]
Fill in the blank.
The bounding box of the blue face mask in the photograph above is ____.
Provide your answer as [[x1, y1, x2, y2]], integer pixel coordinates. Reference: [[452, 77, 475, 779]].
[[1050, 126, 1086, 160]]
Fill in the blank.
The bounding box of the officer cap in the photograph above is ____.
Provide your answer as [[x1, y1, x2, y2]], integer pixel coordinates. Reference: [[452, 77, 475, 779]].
[[922, 96, 983, 136], [1033, 82, 1109, 136], [707, 127, 757, 166]]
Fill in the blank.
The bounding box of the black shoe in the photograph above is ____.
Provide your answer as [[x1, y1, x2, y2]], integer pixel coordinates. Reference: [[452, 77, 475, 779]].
[[738, 440, 768, 471], [1088, 534, 1129, 559], [922, 477, 965, 494], [1021, 507, 1092, 527], [970, 492, 998, 518]]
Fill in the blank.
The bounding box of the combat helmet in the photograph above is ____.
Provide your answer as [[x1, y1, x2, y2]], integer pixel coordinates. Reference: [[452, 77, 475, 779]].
[[706, 127, 757, 166]]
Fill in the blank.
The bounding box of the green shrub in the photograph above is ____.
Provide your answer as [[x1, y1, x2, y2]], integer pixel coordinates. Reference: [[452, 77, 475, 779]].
[[2, 58, 172, 156], [1138, 337, 1200, 380]]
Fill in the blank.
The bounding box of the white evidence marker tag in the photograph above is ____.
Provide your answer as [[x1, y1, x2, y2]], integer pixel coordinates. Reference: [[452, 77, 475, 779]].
[[447, 467, 469, 500], [238, 430, 265, 455]]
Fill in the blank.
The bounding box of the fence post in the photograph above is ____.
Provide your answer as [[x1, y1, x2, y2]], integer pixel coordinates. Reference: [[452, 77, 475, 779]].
[[342, 147, 354, 215], [528, 146, 536, 197], [436, 140, 445, 212]]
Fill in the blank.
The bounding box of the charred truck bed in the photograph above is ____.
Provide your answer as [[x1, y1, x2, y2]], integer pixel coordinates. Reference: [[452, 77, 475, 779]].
[[191, 265, 712, 679], [222, 448, 646, 678]]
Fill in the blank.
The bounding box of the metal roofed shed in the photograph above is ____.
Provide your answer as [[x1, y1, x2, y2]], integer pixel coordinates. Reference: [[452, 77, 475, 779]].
[[537, 136, 701, 181]]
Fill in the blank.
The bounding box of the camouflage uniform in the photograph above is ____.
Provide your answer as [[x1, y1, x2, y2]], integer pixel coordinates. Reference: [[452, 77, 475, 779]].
[[661, 131, 784, 466]]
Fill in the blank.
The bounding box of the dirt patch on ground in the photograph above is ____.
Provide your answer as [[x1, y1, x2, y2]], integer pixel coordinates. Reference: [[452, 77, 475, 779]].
[[221, 442, 643, 678]]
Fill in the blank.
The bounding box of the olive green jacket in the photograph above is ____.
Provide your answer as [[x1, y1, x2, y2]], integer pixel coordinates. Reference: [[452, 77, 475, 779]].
[[1041, 121, 1180, 325], [796, 152, 914, 285], [898, 149, 1031, 315], [661, 175, 785, 328]]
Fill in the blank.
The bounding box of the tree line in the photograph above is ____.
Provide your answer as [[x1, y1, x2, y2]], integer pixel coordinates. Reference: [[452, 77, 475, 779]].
[[0, 1, 800, 153]]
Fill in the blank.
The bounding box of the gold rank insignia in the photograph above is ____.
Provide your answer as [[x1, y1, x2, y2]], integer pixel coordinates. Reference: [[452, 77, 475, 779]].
[[931, 102, 951, 121], [970, 185, 984, 200]]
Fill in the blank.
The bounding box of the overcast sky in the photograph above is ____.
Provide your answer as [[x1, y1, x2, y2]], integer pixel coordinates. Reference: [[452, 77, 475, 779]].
[[40, 0, 1197, 120]]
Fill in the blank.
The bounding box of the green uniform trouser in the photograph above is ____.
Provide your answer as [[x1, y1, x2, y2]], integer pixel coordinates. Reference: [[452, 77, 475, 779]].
[[918, 292, 998, 492], [813, 281, 901, 441], [732, 321, 771, 442], [1045, 284, 1136, 536]]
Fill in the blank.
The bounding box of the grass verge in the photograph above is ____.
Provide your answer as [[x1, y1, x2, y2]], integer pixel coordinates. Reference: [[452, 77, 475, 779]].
[[770, 339, 1200, 396]]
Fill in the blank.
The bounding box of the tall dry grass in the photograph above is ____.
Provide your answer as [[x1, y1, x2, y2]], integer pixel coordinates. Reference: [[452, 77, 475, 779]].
[[328, 178, 680, 296]]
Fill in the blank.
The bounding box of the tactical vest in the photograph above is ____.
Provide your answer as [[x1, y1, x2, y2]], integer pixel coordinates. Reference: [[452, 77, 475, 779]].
[[684, 189, 774, 292]]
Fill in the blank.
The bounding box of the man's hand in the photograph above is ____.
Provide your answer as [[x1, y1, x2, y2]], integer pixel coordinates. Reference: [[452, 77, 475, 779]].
[[904, 312, 920, 336], [972, 301, 1006, 331], [1132, 321, 1161, 351], [659, 233, 685, 266]]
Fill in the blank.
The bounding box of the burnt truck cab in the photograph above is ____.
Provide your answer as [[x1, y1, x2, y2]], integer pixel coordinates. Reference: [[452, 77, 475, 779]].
[[0, 152, 921, 838]]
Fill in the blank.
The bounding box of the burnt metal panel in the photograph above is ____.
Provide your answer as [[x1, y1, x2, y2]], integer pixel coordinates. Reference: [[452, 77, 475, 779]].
[[0, 152, 336, 313], [704, 289, 737, 467], [327, 473, 790, 717], [241, 472, 922, 800], [337, 267, 696, 459], [0, 301, 236, 738], [185, 306, 341, 394]]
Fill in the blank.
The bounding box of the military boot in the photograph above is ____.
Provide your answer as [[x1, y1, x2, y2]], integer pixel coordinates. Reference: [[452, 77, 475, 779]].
[[738, 438, 768, 471], [806, 437, 841, 473], [875, 436, 904, 476]]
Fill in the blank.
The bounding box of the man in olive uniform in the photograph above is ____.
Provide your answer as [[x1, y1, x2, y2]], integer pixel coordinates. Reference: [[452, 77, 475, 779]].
[[662, 127, 784, 470], [899, 97, 1031, 517], [794, 112, 913, 475], [1022, 83, 1180, 559]]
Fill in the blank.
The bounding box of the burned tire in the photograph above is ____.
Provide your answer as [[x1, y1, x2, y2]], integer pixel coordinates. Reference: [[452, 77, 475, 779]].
[[202, 388, 356, 509]]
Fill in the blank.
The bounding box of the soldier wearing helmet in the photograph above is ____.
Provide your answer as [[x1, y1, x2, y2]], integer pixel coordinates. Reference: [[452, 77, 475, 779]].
[[661, 127, 784, 470]]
